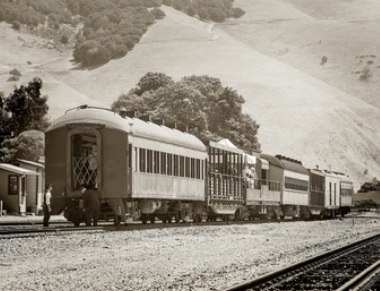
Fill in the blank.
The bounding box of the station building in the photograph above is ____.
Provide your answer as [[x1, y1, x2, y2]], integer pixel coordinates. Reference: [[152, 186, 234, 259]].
[[0, 159, 44, 215]]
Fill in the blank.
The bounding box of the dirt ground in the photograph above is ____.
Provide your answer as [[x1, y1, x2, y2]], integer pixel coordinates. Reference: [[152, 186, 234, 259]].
[[0, 213, 379, 291]]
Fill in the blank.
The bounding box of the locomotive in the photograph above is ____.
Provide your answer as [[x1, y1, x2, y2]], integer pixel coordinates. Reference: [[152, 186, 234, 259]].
[[45, 105, 353, 226]]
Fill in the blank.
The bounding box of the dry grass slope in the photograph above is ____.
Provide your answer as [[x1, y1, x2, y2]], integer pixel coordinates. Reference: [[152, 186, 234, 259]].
[[0, 4, 379, 189]]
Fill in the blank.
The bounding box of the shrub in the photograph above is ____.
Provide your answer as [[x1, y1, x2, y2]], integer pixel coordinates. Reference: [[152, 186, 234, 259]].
[[320, 56, 328, 66], [60, 34, 69, 44], [7, 75, 19, 82], [232, 7, 245, 18], [150, 8, 165, 20], [9, 69, 21, 77], [359, 66, 372, 81], [11, 20, 21, 30]]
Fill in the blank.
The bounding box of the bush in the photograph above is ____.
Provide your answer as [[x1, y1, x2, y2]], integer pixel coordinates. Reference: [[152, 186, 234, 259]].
[[9, 69, 21, 77], [150, 8, 165, 20], [359, 66, 372, 81], [11, 20, 21, 30], [320, 56, 328, 65], [60, 34, 69, 44], [7, 75, 19, 82], [232, 7, 245, 18]]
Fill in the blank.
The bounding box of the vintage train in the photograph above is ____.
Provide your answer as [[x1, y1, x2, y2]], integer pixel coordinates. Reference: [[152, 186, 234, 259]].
[[45, 105, 354, 226]]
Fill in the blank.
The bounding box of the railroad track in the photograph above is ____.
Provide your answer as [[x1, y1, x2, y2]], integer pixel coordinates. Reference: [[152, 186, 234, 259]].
[[0, 218, 299, 239], [0, 216, 367, 241], [223, 233, 380, 291]]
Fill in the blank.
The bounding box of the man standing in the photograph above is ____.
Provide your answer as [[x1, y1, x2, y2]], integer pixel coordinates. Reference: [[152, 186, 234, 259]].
[[43, 184, 53, 227], [81, 185, 100, 226]]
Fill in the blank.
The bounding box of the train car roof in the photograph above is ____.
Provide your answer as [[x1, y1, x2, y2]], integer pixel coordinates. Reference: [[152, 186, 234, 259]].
[[308, 168, 325, 177], [260, 154, 283, 168], [323, 170, 351, 181], [261, 154, 309, 174], [46, 107, 207, 151]]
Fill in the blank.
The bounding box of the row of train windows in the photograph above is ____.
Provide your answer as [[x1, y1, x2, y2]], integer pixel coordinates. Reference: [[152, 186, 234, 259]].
[[284, 177, 309, 191], [136, 148, 204, 179]]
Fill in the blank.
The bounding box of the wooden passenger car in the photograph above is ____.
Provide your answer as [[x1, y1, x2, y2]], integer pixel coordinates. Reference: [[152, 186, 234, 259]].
[[45, 106, 207, 225]]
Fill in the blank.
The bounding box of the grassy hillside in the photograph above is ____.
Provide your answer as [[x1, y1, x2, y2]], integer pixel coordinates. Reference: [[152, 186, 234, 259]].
[[0, 5, 379, 189], [219, 0, 380, 109]]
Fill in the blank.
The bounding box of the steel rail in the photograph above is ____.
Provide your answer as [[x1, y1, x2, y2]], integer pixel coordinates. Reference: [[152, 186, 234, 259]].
[[335, 260, 380, 291], [0, 220, 70, 226], [222, 233, 380, 291], [0, 226, 105, 239], [0, 218, 300, 240]]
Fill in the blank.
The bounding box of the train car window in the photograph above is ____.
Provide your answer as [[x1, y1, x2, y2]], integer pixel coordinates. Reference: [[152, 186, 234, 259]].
[[196, 159, 200, 179], [128, 144, 132, 171], [185, 157, 190, 178], [139, 148, 146, 173], [167, 154, 173, 176], [154, 151, 160, 174], [180, 156, 185, 177], [71, 133, 98, 189], [147, 150, 153, 173], [334, 183, 337, 205], [190, 158, 195, 178], [160, 152, 166, 175], [329, 182, 332, 205], [134, 147, 138, 172], [201, 160, 204, 179], [174, 155, 179, 176], [284, 177, 308, 191], [211, 147, 216, 173]]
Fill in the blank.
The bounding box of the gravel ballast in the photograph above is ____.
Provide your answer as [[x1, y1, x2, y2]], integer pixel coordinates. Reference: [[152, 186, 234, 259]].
[[0, 215, 379, 290]]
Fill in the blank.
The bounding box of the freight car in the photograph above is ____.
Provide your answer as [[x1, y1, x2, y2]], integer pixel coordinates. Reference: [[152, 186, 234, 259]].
[[45, 105, 354, 226]]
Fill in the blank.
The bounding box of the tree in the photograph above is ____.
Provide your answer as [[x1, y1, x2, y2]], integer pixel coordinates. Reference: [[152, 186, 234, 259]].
[[135, 72, 174, 95], [0, 130, 44, 162], [2, 77, 49, 137], [0, 78, 49, 162], [150, 8, 165, 20], [112, 73, 260, 150], [11, 20, 21, 30]]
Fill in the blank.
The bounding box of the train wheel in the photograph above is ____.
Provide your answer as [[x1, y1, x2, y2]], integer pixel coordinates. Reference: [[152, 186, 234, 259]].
[[194, 214, 202, 223], [114, 215, 120, 226], [149, 215, 156, 224], [141, 214, 148, 224], [167, 215, 172, 223], [174, 213, 181, 223], [71, 216, 81, 227]]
